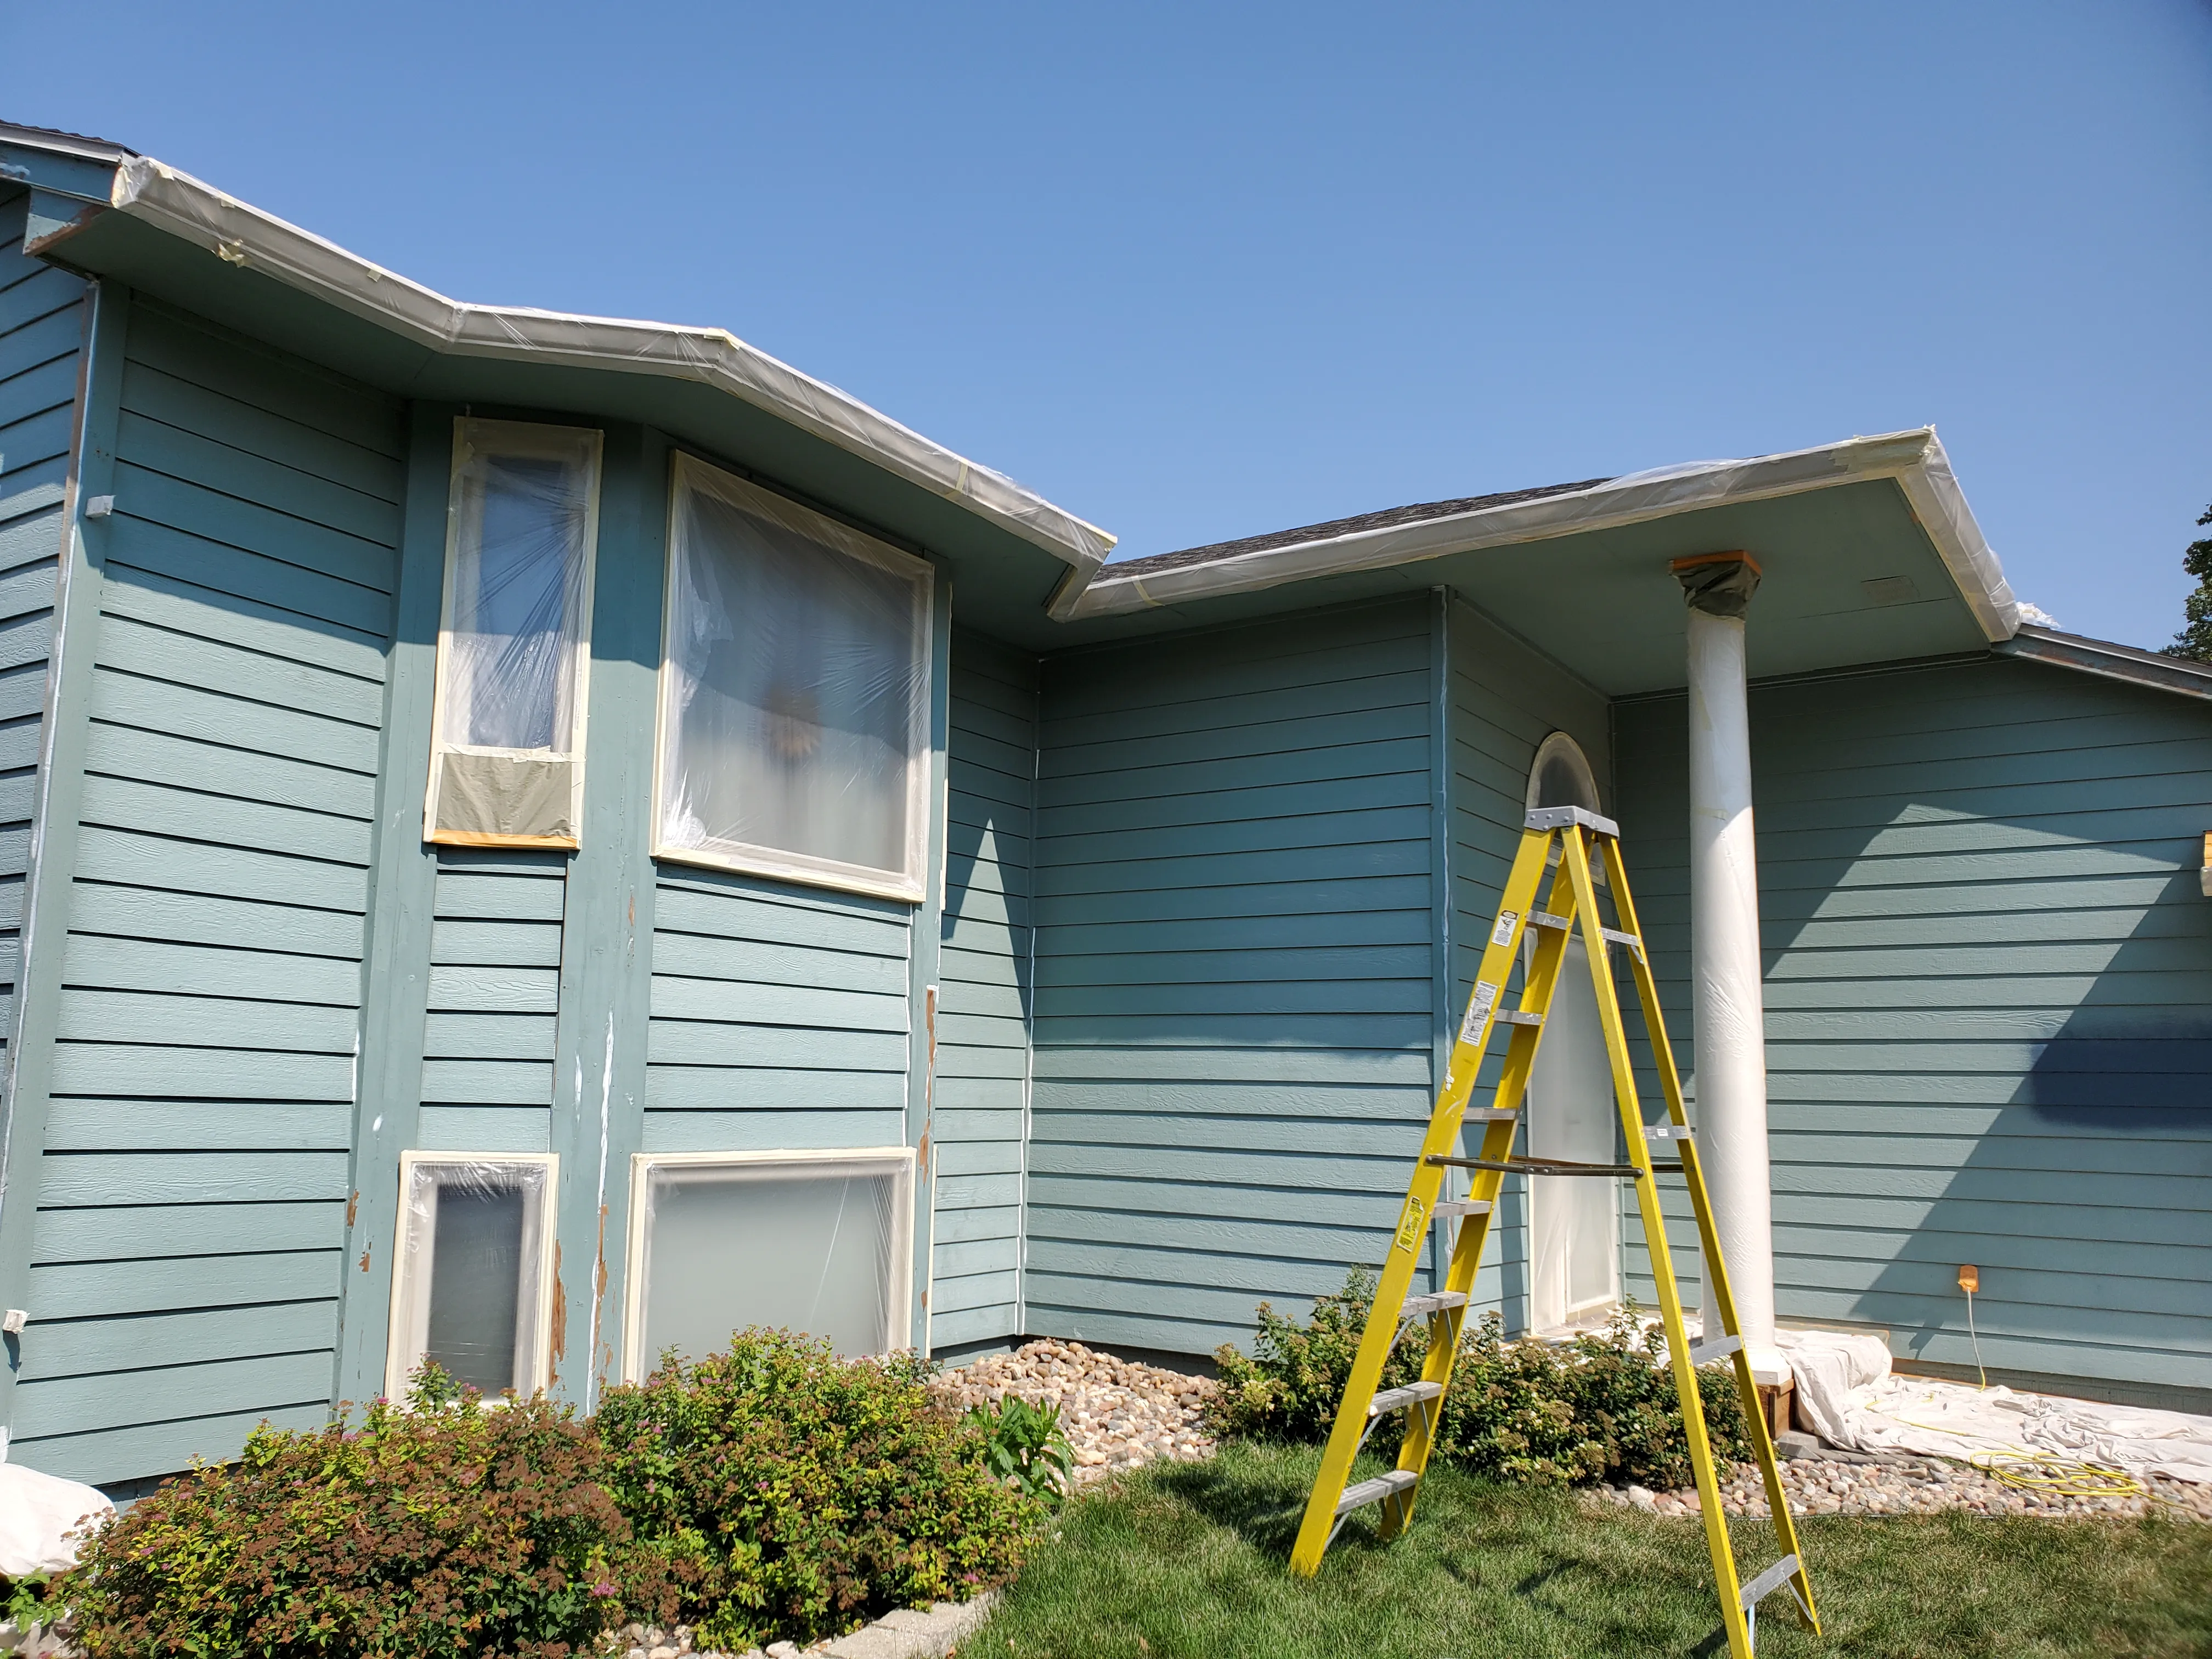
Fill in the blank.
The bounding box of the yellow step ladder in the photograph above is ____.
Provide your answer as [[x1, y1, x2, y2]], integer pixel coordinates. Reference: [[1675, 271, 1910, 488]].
[[1288, 806, 1819, 1658]]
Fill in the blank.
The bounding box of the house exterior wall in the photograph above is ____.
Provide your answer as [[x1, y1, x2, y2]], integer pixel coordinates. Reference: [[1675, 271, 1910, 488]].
[[0, 191, 80, 1073], [1616, 654, 2212, 1401], [1441, 597, 1612, 1333], [10, 291, 406, 1485], [931, 630, 1037, 1352], [1023, 597, 1447, 1356]]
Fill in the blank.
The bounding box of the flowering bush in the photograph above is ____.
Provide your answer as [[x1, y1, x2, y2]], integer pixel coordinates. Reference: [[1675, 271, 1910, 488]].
[[1211, 1269, 1751, 1489], [594, 1330, 1036, 1652], [67, 1376, 670, 1659]]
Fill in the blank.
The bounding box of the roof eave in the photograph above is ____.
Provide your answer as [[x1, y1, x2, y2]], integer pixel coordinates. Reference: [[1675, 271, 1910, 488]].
[[1060, 428, 2021, 640], [1995, 626, 2212, 702]]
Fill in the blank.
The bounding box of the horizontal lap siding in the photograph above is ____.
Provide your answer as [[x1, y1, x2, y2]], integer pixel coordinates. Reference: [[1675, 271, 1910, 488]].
[[419, 852, 565, 1151], [1028, 599, 1440, 1357], [933, 632, 1035, 1349], [644, 871, 911, 1152], [17, 300, 404, 1484], [1615, 657, 2212, 1390], [1444, 601, 1612, 1332], [0, 195, 79, 1071]]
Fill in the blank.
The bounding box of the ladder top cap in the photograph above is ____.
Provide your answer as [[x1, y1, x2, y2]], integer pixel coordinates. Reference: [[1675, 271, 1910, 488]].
[[1526, 804, 1621, 837]]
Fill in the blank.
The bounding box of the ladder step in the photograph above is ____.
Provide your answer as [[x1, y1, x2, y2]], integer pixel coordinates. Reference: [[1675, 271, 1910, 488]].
[[1739, 1553, 1803, 1613], [1463, 1107, 1519, 1122], [1428, 1153, 1645, 1178], [1399, 1290, 1469, 1321], [1496, 1009, 1543, 1026], [1686, 1334, 1742, 1366], [1599, 927, 1646, 958], [1368, 1380, 1446, 1418], [1524, 805, 1619, 838], [1644, 1122, 1694, 1141], [1432, 1199, 1492, 1219], [1527, 910, 1571, 930], [1334, 1468, 1421, 1516]]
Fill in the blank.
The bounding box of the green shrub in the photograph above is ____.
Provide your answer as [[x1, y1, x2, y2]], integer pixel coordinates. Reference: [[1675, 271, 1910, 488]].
[[1211, 1269, 1751, 1489], [962, 1396, 1076, 1510], [67, 1378, 668, 1659], [595, 1330, 1036, 1652]]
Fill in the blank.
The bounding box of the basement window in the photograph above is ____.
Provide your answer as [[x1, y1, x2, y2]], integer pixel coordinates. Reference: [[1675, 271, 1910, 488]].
[[387, 1153, 556, 1400], [654, 453, 933, 901], [622, 1149, 914, 1378], [425, 419, 603, 848]]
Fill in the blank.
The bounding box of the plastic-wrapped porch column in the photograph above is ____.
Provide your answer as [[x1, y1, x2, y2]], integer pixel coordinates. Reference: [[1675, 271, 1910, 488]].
[[1672, 553, 1787, 1386]]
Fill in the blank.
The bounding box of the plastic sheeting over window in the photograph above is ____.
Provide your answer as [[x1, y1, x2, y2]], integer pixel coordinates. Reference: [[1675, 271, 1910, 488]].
[[657, 454, 933, 901], [387, 1154, 556, 1400], [425, 419, 602, 847], [624, 1149, 914, 1376]]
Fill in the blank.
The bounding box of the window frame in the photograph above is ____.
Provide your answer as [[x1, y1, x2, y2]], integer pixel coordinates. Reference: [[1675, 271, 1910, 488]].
[[620, 1146, 917, 1382], [385, 1150, 560, 1403], [424, 417, 605, 851], [652, 452, 935, 902]]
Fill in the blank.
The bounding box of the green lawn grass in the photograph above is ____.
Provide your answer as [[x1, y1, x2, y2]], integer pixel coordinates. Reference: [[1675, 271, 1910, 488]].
[[975, 1442, 2212, 1659]]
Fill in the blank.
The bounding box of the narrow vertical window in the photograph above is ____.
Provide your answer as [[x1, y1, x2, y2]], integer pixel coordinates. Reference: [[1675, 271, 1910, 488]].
[[426, 419, 603, 847], [655, 453, 933, 900], [388, 1154, 556, 1399], [622, 1149, 914, 1378]]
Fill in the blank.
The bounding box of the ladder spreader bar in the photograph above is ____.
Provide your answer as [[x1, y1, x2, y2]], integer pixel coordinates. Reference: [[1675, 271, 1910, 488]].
[[1427, 1153, 1647, 1178]]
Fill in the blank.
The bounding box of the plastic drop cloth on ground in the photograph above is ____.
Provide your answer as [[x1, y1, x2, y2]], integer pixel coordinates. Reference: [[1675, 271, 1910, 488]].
[[0, 1452, 112, 1578], [1777, 1327, 2212, 1485]]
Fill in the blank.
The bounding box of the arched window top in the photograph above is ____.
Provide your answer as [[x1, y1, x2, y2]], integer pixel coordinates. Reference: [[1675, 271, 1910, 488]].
[[1526, 732, 1600, 815]]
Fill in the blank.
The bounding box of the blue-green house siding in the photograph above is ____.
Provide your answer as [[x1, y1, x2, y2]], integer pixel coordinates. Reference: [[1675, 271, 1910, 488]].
[[1442, 597, 1613, 1333], [932, 630, 1036, 1350], [417, 851, 566, 1152], [0, 190, 81, 1068], [16, 297, 405, 1484], [1616, 654, 2212, 1395], [1024, 597, 1444, 1356]]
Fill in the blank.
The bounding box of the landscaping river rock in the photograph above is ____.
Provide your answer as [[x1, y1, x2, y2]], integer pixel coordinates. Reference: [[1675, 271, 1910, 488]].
[[927, 1339, 1217, 1477], [1589, 1457, 2212, 1521]]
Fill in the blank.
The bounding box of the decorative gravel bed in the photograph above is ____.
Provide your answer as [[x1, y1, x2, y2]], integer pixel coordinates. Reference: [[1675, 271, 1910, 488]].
[[927, 1339, 1218, 1478], [1588, 1457, 2212, 1521]]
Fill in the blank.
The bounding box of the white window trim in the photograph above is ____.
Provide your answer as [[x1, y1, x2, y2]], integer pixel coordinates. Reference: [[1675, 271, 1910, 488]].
[[653, 452, 935, 903], [385, 1150, 560, 1402], [424, 417, 605, 850], [620, 1146, 917, 1383]]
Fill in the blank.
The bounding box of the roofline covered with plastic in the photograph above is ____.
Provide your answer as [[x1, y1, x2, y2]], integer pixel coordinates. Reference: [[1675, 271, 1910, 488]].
[[1, 124, 1115, 582], [1057, 428, 2023, 640]]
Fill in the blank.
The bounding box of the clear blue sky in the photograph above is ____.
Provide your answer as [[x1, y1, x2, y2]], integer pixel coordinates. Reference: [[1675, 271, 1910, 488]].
[[7, 3, 2208, 647]]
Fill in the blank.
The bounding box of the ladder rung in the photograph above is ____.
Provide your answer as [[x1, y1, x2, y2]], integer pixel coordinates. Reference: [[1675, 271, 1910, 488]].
[[1398, 1290, 1469, 1321], [1686, 1334, 1742, 1367], [1599, 927, 1645, 956], [1463, 1107, 1519, 1122], [1739, 1553, 1803, 1613], [1526, 911, 1571, 930], [1428, 1154, 1645, 1178], [1432, 1199, 1492, 1219], [1368, 1380, 1446, 1418], [1644, 1122, 1694, 1141], [1334, 1468, 1421, 1516], [1496, 1009, 1543, 1027]]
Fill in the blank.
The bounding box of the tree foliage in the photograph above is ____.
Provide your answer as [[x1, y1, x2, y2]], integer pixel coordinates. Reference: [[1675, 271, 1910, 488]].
[[2161, 503, 2212, 662]]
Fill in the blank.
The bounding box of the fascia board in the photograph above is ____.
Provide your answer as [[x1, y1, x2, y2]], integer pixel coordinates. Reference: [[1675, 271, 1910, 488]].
[[29, 150, 1116, 580], [1064, 429, 2022, 641], [1995, 626, 2212, 703]]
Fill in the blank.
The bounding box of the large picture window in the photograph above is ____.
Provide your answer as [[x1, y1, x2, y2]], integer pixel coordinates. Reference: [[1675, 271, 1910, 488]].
[[387, 1154, 557, 1400], [425, 419, 603, 847], [622, 1149, 914, 1379], [656, 454, 933, 900]]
